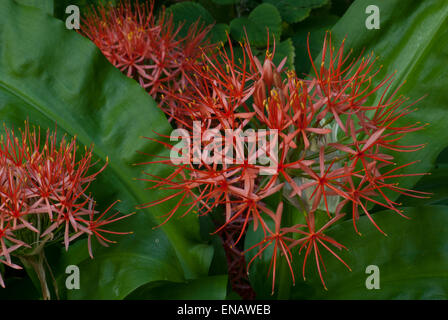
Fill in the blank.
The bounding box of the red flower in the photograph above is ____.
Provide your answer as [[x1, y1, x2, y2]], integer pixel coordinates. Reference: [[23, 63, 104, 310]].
[[244, 202, 295, 295], [0, 122, 133, 287], [295, 146, 354, 216], [135, 30, 427, 294], [286, 212, 351, 289], [81, 0, 213, 119]]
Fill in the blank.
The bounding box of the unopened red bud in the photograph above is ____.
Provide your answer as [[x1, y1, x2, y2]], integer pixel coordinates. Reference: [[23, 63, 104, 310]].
[[253, 80, 266, 107], [262, 59, 273, 88]]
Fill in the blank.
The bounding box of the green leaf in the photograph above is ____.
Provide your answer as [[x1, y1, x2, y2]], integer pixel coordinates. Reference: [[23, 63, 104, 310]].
[[125, 275, 228, 300], [327, 0, 448, 202], [0, 0, 213, 299], [293, 206, 448, 299], [263, 0, 329, 24], [398, 146, 448, 207], [170, 1, 230, 44], [210, 0, 239, 4], [210, 23, 230, 44], [291, 13, 340, 75], [247, 206, 448, 299], [167, 1, 214, 24], [196, 0, 234, 23], [272, 38, 296, 70], [167, 1, 215, 38], [15, 0, 53, 14], [230, 3, 282, 47], [198, 216, 228, 277]]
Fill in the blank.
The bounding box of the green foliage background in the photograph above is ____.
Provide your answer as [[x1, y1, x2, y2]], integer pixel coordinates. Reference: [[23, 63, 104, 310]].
[[0, 0, 446, 299]]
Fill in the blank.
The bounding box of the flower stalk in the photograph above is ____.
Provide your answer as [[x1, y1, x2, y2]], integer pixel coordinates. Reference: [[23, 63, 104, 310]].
[[19, 250, 51, 300]]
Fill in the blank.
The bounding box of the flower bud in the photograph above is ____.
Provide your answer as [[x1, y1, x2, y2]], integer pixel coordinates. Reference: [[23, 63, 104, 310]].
[[253, 79, 266, 108], [262, 59, 273, 88]]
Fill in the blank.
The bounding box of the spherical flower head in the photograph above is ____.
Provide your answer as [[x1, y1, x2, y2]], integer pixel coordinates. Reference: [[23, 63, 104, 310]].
[[0, 122, 133, 288], [138, 30, 430, 295]]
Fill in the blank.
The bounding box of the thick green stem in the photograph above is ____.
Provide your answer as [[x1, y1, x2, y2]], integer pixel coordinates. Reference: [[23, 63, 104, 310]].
[[20, 251, 51, 300]]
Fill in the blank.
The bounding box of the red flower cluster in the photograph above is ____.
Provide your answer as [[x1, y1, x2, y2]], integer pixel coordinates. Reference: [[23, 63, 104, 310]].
[[78, 0, 428, 296], [142, 33, 428, 293], [81, 0, 212, 121], [0, 123, 132, 287]]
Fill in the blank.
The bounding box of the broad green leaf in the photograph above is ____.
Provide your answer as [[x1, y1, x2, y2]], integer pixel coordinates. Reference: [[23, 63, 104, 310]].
[[0, 0, 213, 299], [230, 3, 282, 47], [263, 0, 329, 24], [210, 23, 230, 44], [330, 0, 356, 17], [246, 206, 448, 299], [272, 38, 296, 70], [15, 0, 54, 14], [398, 146, 448, 207], [292, 206, 448, 299], [168, 1, 214, 24], [291, 13, 339, 75], [167, 1, 214, 39], [327, 0, 448, 202], [196, 0, 234, 24], [198, 216, 229, 277], [125, 275, 228, 300]]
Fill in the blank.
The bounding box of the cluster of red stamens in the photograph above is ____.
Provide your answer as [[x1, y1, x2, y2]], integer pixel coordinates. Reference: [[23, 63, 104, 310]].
[[140, 34, 429, 293], [80, 0, 429, 296], [81, 0, 212, 121], [0, 123, 132, 287]]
